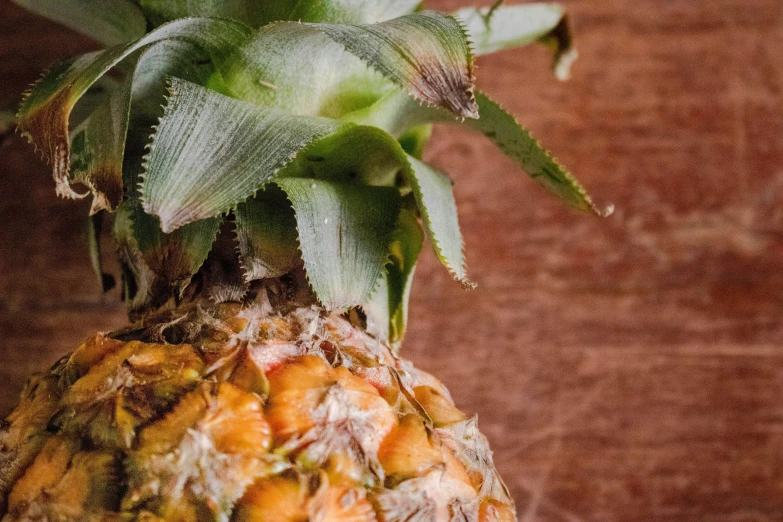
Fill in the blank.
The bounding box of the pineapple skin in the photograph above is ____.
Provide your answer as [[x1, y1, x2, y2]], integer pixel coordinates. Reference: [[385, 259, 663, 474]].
[[0, 302, 515, 522]]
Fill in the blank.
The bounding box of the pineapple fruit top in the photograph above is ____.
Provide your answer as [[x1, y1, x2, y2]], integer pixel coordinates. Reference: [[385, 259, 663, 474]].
[[14, 0, 606, 343], [1, 300, 516, 521]]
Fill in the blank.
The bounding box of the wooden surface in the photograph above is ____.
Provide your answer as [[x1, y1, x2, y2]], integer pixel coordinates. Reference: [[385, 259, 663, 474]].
[[1, 1, 782, 520]]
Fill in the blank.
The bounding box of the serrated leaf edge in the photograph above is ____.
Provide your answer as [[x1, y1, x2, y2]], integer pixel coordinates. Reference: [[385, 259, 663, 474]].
[[476, 92, 613, 217]]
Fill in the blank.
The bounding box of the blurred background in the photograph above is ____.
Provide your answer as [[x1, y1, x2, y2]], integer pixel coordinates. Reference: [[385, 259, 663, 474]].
[[1, 1, 782, 520]]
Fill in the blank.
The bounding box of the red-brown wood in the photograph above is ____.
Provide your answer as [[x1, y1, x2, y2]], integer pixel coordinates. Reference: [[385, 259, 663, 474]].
[[1, 1, 782, 520]]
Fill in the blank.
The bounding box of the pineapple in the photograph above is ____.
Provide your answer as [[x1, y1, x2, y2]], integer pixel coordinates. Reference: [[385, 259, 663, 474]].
[[2, 0, 608, 520]]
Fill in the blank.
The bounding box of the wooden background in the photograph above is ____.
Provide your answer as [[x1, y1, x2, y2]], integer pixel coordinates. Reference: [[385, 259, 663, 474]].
[[1, 1, 782, 520]]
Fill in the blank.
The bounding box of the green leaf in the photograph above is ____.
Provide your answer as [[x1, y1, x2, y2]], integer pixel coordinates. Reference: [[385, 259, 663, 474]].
[[69, 57, 136, 213], [277, 125, 407, 187], [365, 209, 424, 347], [275, 123, 471, 286], [115, 204, 221, 312], [221, 12, 477, 119], [115, 161, 221, 312], [69, 77, 118, 131], [407, 156, 472, 287], [345, 90, 606, 216], [140, 0, 421, 26], [141, 78, 344, 232], [132, 208, 221, 285], [312, 12, 477, 118], [235, 186, 301, 281], [275, 178, 401, 310], [140, 0, 260, 27], [86, 211, 115, 292], [255, 0, 421, 25], [17, 17, 253, 202], [130, 40, 221, 127], [456, 3, 577, 80], [70, 38, 225, 214], [220, 22, 390, 119], [340, 89, 432, 138], [114, 200, 157, 311], [466, 92, 607, 215], [12, 0, 147, 46], [398, 124, 433, 159]]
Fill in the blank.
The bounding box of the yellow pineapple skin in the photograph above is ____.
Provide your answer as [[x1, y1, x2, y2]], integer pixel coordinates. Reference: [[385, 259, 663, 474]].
[[0, 303, 514, 521]]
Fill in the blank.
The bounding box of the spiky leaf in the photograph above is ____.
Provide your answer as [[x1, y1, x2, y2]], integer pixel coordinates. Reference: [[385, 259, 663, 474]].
[[141, 78, 344, 232], [130, 40, 221, 128], [221, 12, 477, 119], [277, 125, 407, 187], [115, 162, 221, 311], [68, 59, 136, 212], [108, 40, 230, 300], [275, 179, 401, 310], [256, 0, 421, 24], [17, 17, 253, 201], [277, 124, 472, 286], [140, 0, 421, 25], [398, 124, 433, 159], [139, 0, 260, 27], [311, 12, 477, 117], [344, 90, 604, 216], [457, 3, 577, 79], [407, 156, 471, 286], [219, 23, 389, 119], [235, 187, 300, 281], [467, 92, 606, 215], [86, 212, 114, 292], [365, 209, 424, 346], [132, 209, 221, 285], [11, 0, 147, 46]]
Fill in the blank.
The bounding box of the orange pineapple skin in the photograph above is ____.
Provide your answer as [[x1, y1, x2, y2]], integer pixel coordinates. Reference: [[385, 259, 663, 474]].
[[0, 303, 514, 521]]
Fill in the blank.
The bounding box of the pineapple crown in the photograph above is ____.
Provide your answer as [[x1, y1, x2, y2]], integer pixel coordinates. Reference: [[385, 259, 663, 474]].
[[14, 0, 608, 345]]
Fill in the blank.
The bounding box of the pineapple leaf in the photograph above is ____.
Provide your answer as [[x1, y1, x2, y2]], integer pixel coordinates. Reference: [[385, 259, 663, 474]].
[[132, 208, 221, 284], [219, 22, 388, 119], [277, 125, 408, 187], [340, 89, 433, 138], [310, 12, 477, 118], [130, 40, 222, 129], [275, 178, 401, 311], [141, 78, 344, 232], [342, 1, 579, 133], [86, 212, 113, 292], [17, 17, 253, 203], [235, 186, 301, 282], [68, 77, 119, 132], [398, 124, 433, 160], [457, 2, 577, 80], [407, 156, 472, 287], [221, 12, 477, 119], [345, 90, 606, 216], [141, 80, 472, 288], [256, 0, 421, 24], [68, 57, 136, 213], [276, 124, 471, 286], [11, 0, 147, 46], [365, 208, 424, 347], [140, 0, 421, 26], [467, 92, 608, 215], [116, 162, 221, 311], [139, 0, 260, 27], [115, 202, 221, 311]]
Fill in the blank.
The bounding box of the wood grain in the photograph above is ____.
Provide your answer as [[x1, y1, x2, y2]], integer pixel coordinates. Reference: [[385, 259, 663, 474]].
[[1, 1, 782, 520]]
